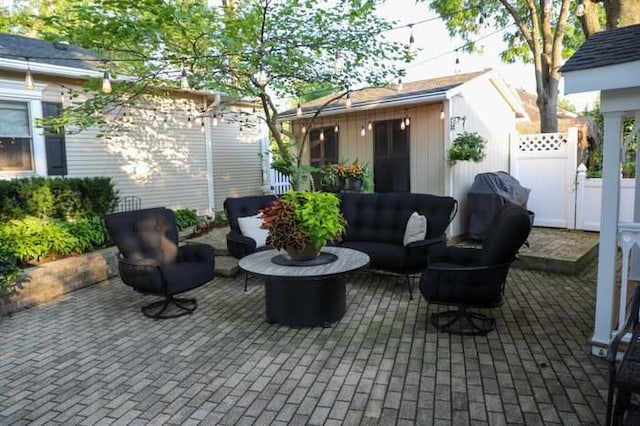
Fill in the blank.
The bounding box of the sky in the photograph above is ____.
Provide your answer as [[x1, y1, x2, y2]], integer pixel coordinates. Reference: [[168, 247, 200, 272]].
[[378, 0, 599, 111]]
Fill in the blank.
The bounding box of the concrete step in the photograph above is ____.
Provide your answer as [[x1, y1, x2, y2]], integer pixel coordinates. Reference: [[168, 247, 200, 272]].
[[215, 255, 240, 277]]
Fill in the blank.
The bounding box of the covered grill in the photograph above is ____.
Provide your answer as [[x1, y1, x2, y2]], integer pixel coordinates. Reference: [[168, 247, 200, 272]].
[[467, 171, 532, 240]]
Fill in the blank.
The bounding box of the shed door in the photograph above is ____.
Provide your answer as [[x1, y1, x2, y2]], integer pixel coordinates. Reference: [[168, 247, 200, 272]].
[[374, 119, 410, 192]]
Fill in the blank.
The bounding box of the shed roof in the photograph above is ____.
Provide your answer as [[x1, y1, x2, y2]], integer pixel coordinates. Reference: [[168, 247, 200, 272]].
[[561, 23, 640, 72], [282, 69, 490, 119]]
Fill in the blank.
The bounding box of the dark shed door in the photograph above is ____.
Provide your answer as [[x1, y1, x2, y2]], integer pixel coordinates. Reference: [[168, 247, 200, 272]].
[[373, 119, 410, 192], [42, 102, 67, 176]]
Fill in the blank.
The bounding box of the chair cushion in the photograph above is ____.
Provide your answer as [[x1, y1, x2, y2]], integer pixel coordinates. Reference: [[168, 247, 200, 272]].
[[403, 212, 427, 246], [162, 262, 214, 295], [237, 214, 269, 248]]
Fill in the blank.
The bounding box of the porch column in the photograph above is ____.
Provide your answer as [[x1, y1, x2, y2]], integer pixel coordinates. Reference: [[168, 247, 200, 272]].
[[630, 111, 640, 281], [592, 112, 624, 355]]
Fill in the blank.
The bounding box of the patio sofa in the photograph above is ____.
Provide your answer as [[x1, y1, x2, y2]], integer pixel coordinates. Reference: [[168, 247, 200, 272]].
[[224, 192, 458, 298]]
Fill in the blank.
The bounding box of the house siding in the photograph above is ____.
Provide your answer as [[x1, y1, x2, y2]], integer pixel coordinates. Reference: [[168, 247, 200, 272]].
[[210, 118, 265, 211], [293, 103, 445, 195]]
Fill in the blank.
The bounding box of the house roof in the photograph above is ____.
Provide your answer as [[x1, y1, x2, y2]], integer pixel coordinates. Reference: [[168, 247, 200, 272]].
[[561, 23, 640, 72], [0, 33, 103, 71], [281, 69, 491, 119]]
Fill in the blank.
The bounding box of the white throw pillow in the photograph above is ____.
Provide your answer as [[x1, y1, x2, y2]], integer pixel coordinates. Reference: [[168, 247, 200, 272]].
[[403, 212, 427, 246], [237, 214, 269, 248]]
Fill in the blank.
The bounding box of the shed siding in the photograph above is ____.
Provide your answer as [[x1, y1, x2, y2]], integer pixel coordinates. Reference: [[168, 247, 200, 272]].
[[294, 103, 445, 195], [447, 77, 515, 236]]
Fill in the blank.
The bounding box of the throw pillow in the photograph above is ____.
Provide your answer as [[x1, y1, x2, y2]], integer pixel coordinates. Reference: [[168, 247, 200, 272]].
[[238, 214, 269, 248], [403, 212, 427, 246]]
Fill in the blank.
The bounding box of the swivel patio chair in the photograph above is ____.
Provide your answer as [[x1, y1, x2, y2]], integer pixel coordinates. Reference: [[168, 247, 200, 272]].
[[105, 207, 215, 319], [419, 203, 532, 335]]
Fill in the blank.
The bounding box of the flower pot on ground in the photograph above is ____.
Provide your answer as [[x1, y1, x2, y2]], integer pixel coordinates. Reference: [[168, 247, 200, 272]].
[[259, 191, 346, 260], [447, 132, 487, 165], [347, 178, 363, 192], [337, 160, 371, 192]]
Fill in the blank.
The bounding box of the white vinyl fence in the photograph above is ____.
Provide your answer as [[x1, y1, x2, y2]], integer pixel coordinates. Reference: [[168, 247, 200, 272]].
[[269, 169, 291, 195], [511, 127, 634, 231]]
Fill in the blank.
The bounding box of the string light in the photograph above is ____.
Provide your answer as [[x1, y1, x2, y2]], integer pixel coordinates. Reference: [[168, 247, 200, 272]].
[[187, 115, 193, 128], [302, 125, 306, 133], [440, 107, 445, 120], [454, 49, 461, 74], [24, 57, 34, 90], [334, 124, 339, 133], [576, 0, 585, 16], [400, 119, 406, 130], [360, 125, 366, 137], [180, 66, 190, 90], [397, 78, 403, 92], [408, 24, 416, 57], [212, 112, 218, 126], [60, 90, 65, 104], [345, 92, 352, 108], [334, 51, 343, 73], [368, 120, 372, 131], [256, 64, 267, 86], [296, 102, 302, 116], [319, 129, 325, 141], [200, 118, 205, 132], [404, 116, 411, 127], [102, 70, 112, 94]]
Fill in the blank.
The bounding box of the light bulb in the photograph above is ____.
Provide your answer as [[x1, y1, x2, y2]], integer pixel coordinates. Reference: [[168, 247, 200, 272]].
[[400, 120, 406, 130], [220, 114, 224, 123], [102, 71, 112, 94], [319, 130, 325, 141], [439, 108, 445, 120], [302, 125, 306, 133], [60, 91, 65, 103], [180, 68, 189, 90], [24, 59, 34, 90], [345, 92, 352, 108], [257, 65, 267, 86], [296, 103, 302, 116], [408, 29, 416, 57], [397, 78, 403, 92], [368, 121, 372, 131], [405, 116, 411, 127], [200, 120, 205, 132], [212, 113, 218, 126], [576, 0, 585, 16], [360, 126, 366, 137], [334, 51, 343, 73], [334, 124, 339, 133], [187, 116, 193, 128]]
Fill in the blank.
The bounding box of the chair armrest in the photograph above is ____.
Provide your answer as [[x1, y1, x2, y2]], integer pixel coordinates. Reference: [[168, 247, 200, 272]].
[[179, 243, 216, 264], [607, 286, 640, 362], [406, 235, 446, 249], [118, 256, 161, 269], [226, 230, 258, 259]]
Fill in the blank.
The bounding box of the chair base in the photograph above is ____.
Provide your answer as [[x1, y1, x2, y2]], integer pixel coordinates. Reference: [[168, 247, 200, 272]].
[[430, 307, 496, 336], [142, 296, 197, 319]]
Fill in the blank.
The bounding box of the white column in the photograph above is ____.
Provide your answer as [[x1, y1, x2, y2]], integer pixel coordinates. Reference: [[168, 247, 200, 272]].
[[592, 112, 624, 355], [630, 111, 640, 280], [202, 97, 215, 215], [566, 127, 578, 229]]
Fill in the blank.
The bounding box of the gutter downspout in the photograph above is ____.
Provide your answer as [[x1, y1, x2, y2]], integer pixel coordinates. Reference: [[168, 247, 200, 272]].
[[203, 96, 215, 215]]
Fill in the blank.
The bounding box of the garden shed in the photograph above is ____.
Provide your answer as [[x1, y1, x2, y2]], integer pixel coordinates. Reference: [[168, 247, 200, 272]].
[[280, 68, 527, 237], [0, 33, 268, 215], [562, 23, 640, 356]]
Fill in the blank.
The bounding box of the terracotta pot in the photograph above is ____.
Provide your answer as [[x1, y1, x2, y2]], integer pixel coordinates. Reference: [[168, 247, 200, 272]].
[[285, 243, 321, 260]]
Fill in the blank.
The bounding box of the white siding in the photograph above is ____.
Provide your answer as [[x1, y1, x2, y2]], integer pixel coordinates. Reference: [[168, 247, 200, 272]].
[[211, 116, 265, 210], [447, 77, 515, 237]]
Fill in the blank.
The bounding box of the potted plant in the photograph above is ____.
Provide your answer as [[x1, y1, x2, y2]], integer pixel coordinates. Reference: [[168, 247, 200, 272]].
[[338, 160, 370, 192], [259, 191, 346, 260], [447, 132, 487, 165], [320, 164, 344, 193]]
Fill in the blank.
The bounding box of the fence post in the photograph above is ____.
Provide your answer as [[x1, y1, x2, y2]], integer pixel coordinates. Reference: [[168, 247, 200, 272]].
[[575, 163, 587, 230], [509, 132, 519, 178], [566, 127, 579, 229]]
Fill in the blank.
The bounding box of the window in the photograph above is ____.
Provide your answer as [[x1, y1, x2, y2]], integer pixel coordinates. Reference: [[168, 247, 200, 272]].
[[309, 126, 339, 188], [0, 100, 33, 171]]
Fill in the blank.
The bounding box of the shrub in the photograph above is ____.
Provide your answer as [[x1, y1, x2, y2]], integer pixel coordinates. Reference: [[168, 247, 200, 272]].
[[173, 209, 200, 231], [0, 246, 22, 294], [0, 177, 118, 221]]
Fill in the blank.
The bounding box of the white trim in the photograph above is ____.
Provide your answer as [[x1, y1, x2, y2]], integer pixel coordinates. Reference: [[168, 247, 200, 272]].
[[203, 96, 215, 215], [0, 57, 103, 78], [563, 60, 640, 94]]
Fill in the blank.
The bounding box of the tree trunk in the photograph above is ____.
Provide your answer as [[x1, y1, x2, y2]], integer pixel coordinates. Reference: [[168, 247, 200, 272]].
[[605, 0, 640, 29], [536, 77, 560, 133], [580, 0, 602, 38]]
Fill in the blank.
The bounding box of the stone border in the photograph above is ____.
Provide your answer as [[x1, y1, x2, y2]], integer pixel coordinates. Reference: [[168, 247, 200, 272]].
[[0, 247, 119, 317]]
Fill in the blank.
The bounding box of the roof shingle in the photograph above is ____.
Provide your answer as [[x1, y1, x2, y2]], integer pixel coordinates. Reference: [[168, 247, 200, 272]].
[[561, 23, 640, 73]]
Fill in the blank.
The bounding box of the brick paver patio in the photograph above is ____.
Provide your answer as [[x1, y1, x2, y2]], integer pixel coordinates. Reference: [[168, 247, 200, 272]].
[[0, 257, 608, 425]]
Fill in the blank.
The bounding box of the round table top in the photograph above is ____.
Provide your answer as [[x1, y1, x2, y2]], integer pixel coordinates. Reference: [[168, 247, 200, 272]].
[[239, 246, 370, 279]]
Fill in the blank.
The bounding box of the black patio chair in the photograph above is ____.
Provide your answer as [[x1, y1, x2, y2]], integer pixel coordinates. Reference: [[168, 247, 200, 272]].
[[419, 203, 532, 335], [105, 207, 215, 319], [606, 285, 640, 426]]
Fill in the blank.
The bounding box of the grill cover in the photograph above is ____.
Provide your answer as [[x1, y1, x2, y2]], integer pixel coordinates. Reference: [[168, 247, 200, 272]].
[[467, 171, 531, 240]]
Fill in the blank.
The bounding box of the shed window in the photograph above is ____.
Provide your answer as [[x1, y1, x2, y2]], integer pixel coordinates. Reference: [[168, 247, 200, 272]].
[[0, 100, 33, 171]]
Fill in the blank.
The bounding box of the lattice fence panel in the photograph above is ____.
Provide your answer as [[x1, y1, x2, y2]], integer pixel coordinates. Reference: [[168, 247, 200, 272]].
[[518, 132, 567, 152]]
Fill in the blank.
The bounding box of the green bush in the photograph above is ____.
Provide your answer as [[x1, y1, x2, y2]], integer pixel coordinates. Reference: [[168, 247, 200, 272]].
[[173, 209, 200, 231], [0, 177, 118, 221], [0, 246, 22, 294], [447, 132, 487, 165]]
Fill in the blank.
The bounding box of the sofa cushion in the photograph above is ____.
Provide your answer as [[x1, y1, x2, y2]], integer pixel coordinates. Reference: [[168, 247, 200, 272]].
[[237, 214, 269, 248], [403, 212, 427, 246], [337, 241, 406, 272]]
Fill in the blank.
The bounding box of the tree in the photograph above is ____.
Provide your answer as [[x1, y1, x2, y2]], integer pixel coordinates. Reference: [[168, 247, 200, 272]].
[[14, 0, 407, 187], [424, 0, 639, 133]]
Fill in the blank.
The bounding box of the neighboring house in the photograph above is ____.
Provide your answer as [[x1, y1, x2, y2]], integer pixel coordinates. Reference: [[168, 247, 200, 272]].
[[0, 33, 267, 215], [562, 23, 640, 356], [280, 68, 527, 237]]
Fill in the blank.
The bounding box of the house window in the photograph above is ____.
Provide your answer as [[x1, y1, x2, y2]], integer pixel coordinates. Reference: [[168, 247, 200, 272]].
[[309, 126, 339, 188], [0, 100, 33, 171]]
